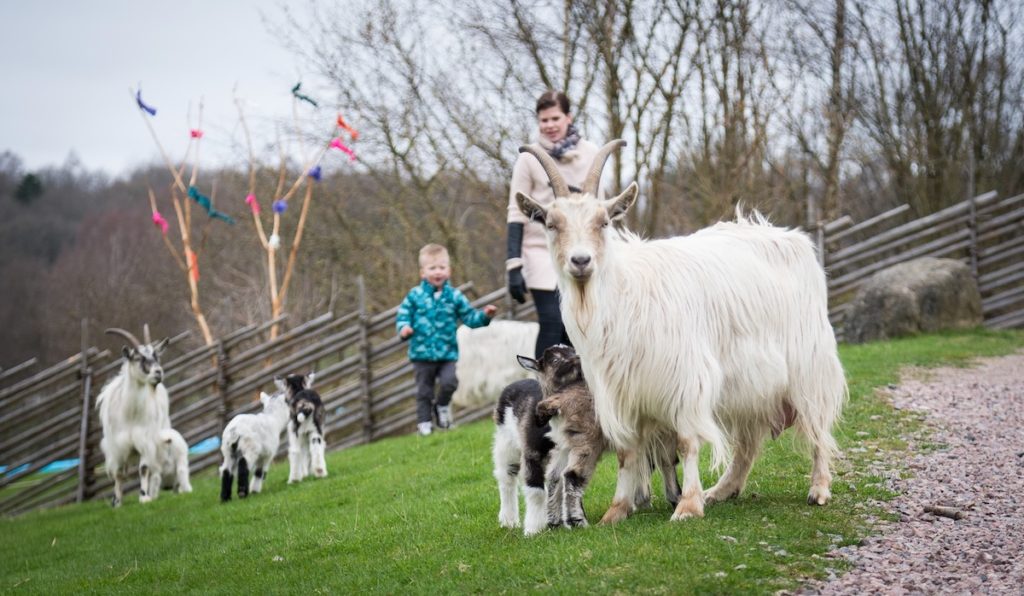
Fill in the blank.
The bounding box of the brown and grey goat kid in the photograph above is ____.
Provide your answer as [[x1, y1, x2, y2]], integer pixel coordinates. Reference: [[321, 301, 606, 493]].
[[493, 345, 680, 536]]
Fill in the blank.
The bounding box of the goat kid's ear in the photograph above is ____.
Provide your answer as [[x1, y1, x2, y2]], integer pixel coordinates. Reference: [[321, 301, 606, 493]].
[[515, 192, 547, 225], [516, 354, 540, 373], [274, 376, 286, 392], [305, 372, 316, 389], [259, 392, 271, 407], [604, 182, 639, 221]]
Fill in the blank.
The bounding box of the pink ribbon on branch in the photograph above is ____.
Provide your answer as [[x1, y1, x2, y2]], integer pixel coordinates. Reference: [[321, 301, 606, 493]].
[[330, 138, 357, 161], [151, 211, 169, 235], [245, 193, 260, 214], [190, 129, 203, 138]]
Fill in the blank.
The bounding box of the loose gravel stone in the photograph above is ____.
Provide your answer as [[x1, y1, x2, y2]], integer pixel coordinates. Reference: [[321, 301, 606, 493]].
[[800, 353, 1024, 595]]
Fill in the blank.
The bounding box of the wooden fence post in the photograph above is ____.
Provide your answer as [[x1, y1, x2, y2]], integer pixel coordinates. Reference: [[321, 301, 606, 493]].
[[357, 276, 374, 443], [215, 339, 230, 430], [75, 319, 95, 503]]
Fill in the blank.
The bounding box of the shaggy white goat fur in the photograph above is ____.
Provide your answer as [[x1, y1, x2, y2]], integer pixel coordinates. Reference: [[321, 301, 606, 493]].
[[454, 320, 538, 407], [96, 335, 171, 507], [157, 428, 192, 493], [219, 390, 290, 500], [516, 142, 846, 524]]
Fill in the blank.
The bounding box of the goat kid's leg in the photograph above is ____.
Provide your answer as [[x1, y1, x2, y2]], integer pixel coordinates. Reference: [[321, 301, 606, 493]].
[[545, 448, 569, 528], [563, 449, 601, 528], [300, 437, 312, 480], [237, 457, 250, 498], [251, 456, 271, 493], [310, 434, 327, 478], [177, 458, 193, 494], [492, 431, 521, 529], [807, 442, 833, 506], [219, 459, 234, 502], [522, 453, 549, 536], [287, 428, 303, 484], [705, 428, 764, 505], [671, 437, 705, 521], [600, 449, 643, 525], [138, 463, 160, 504]]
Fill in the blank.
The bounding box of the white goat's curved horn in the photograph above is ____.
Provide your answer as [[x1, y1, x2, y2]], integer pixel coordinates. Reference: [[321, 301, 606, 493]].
[[518, 145, 570, 198], [143, 324, 151, 345], [582, 139, 627, 196], [105, 328, 142, 350]]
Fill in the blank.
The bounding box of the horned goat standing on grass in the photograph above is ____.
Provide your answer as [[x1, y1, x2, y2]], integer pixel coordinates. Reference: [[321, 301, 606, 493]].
[[96, 327, 171, 507], [515, 141, 847, 524], [219, 389, 290, 501], [279, 373, 327, 483], [493, 344, 680, 536]]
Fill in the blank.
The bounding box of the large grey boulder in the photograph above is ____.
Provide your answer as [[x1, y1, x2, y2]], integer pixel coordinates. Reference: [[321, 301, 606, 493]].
[[843, 257, 982, 344]]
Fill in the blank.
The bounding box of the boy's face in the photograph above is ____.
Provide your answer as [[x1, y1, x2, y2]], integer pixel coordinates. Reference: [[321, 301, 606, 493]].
[[420, 255, 451, 288]]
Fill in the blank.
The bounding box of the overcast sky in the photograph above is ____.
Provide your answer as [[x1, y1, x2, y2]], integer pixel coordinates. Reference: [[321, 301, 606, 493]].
[[0, 1, 305, 177]]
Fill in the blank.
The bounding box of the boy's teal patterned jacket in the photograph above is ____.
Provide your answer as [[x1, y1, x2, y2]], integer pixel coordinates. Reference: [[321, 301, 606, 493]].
[[395, 280, 491, 362]]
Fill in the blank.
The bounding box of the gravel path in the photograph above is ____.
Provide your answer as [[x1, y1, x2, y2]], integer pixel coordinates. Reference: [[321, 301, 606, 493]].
[[801, 353, 1024, 595]]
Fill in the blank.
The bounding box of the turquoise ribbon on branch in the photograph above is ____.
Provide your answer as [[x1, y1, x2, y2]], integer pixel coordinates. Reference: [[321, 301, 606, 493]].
[[187, 186, 236, 224]]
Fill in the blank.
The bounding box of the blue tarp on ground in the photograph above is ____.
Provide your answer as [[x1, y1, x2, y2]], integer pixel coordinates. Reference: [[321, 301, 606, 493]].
[[1, 435, 221, 478]]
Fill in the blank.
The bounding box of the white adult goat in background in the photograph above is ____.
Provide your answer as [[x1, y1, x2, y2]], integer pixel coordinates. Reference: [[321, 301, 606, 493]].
[[96, 327, 171, 507], [515, 141, 847, 524]]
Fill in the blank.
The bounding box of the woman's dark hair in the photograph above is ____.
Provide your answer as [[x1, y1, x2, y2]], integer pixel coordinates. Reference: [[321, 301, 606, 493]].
[[536, 90, 571, 115]]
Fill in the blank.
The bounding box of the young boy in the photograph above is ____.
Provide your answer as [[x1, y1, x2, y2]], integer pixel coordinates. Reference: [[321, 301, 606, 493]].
[[396, 244, 497, 436]]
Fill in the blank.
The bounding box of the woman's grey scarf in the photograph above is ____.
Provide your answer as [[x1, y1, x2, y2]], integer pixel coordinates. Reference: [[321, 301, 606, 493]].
[[546, 123, 581, 160]]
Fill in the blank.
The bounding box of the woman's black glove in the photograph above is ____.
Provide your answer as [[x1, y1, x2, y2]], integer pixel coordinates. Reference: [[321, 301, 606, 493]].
[[507, 267, 527, 303], [506, 222, 527, 304]]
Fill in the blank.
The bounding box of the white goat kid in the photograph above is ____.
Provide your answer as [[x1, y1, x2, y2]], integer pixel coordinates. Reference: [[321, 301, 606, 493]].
[[96, 327, 171, 507], [219, 390, 290, 501], [515, 141, 847, 524], [278, 373, 327, 483], [157, 428, 192, 494]]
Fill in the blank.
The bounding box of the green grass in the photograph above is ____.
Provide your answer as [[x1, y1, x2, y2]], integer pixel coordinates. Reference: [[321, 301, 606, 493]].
[[2, 328, 1021, 594]]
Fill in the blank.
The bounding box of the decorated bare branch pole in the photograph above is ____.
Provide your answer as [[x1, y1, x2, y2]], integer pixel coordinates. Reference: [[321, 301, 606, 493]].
[[235, 83, 359, 339], [133, 84, 359, 345]]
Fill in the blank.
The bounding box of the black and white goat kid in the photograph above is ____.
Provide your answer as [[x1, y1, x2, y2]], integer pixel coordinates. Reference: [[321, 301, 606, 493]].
[[279, 373, 328, 483], [493, 345, 681, 536]]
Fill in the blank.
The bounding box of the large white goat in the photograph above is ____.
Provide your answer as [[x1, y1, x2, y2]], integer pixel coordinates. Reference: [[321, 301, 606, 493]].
[[514, 141, 847, 524], [96, 327, 171, 507]]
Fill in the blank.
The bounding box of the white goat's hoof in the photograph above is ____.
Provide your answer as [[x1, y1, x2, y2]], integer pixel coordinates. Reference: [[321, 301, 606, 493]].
[[498, 515, 520, 529], [807, 486, 831, 506], [314, 468, 327, 478], [670, 497, 705, 521], [139, 495, 153, 504]]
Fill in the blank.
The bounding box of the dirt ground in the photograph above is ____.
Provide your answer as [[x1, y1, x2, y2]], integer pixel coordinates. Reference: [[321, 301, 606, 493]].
[[799, 353, 1024, 595]]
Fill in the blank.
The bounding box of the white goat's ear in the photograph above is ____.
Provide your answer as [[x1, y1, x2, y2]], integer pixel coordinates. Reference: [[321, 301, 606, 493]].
[[259, 392, 271, 407], [154, 337, 170, 355], [515, 192, 547, 225], [516, 354, 540, 373], [274, 376, 286, 392], [604, 182, 639, 221], [305, 372, 316, 389]]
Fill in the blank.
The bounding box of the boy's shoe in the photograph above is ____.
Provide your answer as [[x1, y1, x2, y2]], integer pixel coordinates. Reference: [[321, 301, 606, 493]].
[[417, 422, 433, 436], [436, 405, 452, 430]]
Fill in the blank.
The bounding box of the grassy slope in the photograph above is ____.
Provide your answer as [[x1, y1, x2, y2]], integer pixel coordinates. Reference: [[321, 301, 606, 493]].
[[1, 329, 1021, 594]]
